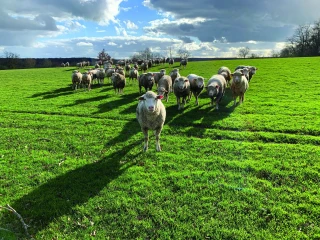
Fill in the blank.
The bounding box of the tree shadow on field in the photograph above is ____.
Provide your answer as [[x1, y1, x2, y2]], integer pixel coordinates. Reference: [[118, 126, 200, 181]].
[[30, 86, 74, 99], [5, 118, 142, 237], [165, 88, 235, 138]]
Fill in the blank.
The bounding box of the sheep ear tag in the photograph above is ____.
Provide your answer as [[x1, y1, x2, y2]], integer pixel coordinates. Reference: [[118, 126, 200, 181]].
[[157, 95, 164, 100]]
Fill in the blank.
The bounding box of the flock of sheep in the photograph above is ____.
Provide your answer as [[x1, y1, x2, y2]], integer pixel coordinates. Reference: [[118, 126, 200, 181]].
[[70, 61, 258, 152]]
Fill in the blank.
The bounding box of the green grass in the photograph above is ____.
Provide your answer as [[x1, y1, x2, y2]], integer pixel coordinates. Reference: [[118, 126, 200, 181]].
[[0, 57, 319, 239]]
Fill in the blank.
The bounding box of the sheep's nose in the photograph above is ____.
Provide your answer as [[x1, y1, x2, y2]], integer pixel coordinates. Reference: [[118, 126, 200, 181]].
[[148, 106, 154, 111]]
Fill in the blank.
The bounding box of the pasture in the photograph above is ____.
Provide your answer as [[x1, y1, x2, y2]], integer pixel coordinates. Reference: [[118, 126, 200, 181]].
[[0, 57, 319, 239]]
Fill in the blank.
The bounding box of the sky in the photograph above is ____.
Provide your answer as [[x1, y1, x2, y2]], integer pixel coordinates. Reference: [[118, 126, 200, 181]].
[[1, 0, 320, 60]]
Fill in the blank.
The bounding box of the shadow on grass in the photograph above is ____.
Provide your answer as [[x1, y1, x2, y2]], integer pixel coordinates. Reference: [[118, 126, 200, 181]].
[[30, 86, 74, 99], [165, 88, 235, 137], [7, 118, 142, 237], [94, 92, 139, 114]]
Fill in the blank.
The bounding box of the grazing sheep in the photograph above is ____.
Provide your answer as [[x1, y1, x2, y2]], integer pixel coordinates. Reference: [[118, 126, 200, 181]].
[[173, 76, 191, 110], [136, 91, 166, 152], [180, 59, 188, 68], [139, 72, 154, 93], [129, 67, 139, 82], [217, 66, 232, 87], [95, 63, 100, 68], [111, 72, 126, 94], [187, 74, 205, 106], [76, 62, 83, 68], [61, 63, 65, 67], [71, 70, 82, 90], [169, 58, 174, 66], [81, 71, 92, 91], [206, 74, 227, 110], [153, 69, 166, 86], [231, 71, 249, 106], [157, 75, 172, 102], [169, 68, 180, 82]]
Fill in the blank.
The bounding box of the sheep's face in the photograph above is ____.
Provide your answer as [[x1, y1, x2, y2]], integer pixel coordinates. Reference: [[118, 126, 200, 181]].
[[196, 77, 205, 88], [207, 84, 219, 98], [250, 67, 257, 74], [232, 72, 244, 84], [175, 77, 189, 91], [157, 87, 168, 96], [139, 93, 164, 112]]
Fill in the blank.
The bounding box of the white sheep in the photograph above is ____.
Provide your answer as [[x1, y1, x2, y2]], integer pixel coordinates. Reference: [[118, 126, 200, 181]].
[[173, 76, 191, 110], [136, 91, 166, 151], [187, 74, 205, 106], [217, 66, 232, 86], [157, 75, 172, 102], [206, 74, 226, 109], [81, 71, 92, 91], [153, 69, 166, 86], [71, 70, 82, 90], [231, 70, 249, 105]]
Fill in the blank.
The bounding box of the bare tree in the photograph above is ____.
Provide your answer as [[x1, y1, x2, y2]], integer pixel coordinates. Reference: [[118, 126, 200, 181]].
[[3, 51, 20, 69], [177, 49, 191, 59], [238, 47, 250, 58], [97, 49, 112, 64]]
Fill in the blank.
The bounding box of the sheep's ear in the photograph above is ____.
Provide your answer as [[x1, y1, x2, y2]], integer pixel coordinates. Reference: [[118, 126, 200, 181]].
[[138, 96, 145, 101], [157, 95, 164, 100], [184, 79, 189, 82]]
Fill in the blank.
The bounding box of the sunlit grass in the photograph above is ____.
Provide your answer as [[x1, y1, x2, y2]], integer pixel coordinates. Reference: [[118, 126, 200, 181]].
[[0, 57, 319, 239]]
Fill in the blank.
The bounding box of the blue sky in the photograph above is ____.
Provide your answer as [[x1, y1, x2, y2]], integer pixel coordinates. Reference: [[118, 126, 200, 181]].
[[1, 0, 320, 59]]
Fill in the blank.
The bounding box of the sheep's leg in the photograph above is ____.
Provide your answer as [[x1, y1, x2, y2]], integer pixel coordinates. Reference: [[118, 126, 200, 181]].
[[142, 127, 149, 151], [154, 127, 162, 151], [233, 96, 237, 106], [195, 94, 199, 106], [177, 97, 181, 110]]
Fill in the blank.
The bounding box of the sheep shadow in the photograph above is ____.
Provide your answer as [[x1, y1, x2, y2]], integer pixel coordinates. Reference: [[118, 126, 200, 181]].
[[164, 88, 235, 138], [94, 92, 140, 114], [5, 118, 142, 237], [30, 86, 74, 99]]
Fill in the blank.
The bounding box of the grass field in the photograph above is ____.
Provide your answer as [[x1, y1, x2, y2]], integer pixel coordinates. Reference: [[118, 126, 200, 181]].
[[0, 57, 319, 239]]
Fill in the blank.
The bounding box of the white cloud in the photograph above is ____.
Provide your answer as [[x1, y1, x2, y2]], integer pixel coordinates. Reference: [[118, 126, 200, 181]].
[[124, 20, 138, 30], [76, 42, 93, 47]]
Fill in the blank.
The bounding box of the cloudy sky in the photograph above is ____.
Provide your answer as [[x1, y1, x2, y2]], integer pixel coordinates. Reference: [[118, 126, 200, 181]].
[[1, 0, 319, 59]]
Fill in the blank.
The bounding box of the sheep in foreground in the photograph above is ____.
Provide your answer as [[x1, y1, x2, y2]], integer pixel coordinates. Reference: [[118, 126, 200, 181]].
[[71, 70, 82, 90], [217, 66, 232, 87], [81, 71, 92, 91], [136, 91, 166, 152], [206, 74, 226, 110], [157, 75, 172, 102], [111, 72, 126, 94], [173, 76, 190, 110], [230, 70, 249, 105], [187, 74, 205, 106], [153, 69, 166, 86], [138, 72, 154, 93]]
